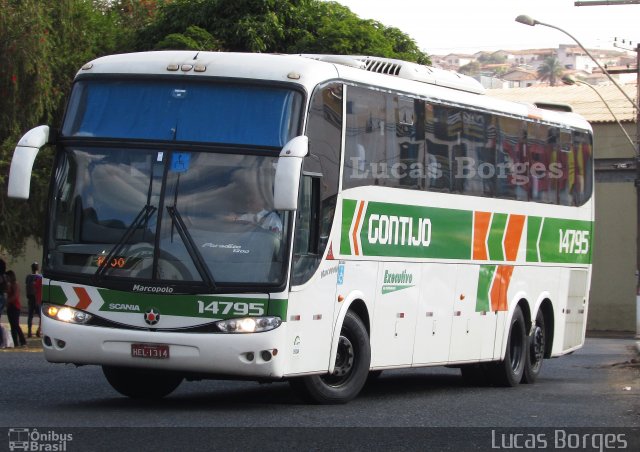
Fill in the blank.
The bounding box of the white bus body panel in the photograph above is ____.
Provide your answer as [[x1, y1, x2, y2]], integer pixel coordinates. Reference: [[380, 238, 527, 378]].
[[41, 315, 287, 378]]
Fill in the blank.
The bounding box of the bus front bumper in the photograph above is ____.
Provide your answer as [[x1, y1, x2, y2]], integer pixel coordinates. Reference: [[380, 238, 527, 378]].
[[40, 315, 287, 379]]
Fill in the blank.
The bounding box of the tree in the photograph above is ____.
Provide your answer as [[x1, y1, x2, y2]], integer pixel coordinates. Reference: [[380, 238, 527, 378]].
[[155, 26, 221, 50], [135, 0, 430, 64], [0, 0, 134, 255], [459, 61, 481, 76], [537, 55, 564, 86], [0, 0, 430, 255]]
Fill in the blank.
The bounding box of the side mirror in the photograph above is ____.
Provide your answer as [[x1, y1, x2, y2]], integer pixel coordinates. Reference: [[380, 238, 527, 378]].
[[273, 136, 308, 211], [8, 125, 50, 199]]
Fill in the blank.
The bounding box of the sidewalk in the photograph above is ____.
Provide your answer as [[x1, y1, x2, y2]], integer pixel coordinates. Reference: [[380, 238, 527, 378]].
[[0, 315, 43, 351]]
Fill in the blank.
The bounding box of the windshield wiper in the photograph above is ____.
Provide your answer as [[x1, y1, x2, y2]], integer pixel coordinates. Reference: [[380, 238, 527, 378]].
[[94, 205, 157, 281], [166, 205, 216, 290]]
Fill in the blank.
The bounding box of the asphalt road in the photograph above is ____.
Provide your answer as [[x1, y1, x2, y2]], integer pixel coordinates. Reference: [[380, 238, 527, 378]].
[[1, 337, 638, 450]]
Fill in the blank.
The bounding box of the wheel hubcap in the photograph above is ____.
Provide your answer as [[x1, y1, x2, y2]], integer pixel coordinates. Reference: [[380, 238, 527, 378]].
[[510, 323, 524, 371], [333, 336, 355, 377], [531, 325, 545, 363], [321, 335, 355, 387]]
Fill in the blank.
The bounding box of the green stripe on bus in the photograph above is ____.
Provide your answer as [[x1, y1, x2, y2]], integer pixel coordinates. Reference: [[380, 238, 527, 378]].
[[46, 285, 68, 305], [476, 265, 496, 312], [535, 218, 593, 264], [340, 199, 358, 255], [356, 201, 472, 259], [526, 216, 543, 262], [487, 213, 507, 261]]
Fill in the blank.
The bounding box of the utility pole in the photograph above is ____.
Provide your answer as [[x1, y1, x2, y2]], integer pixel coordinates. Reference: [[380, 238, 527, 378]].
[[575, 1, 640, 5]]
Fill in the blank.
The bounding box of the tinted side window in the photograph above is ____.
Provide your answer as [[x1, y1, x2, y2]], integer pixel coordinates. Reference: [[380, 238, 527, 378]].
[[291, 83, 342, 285]]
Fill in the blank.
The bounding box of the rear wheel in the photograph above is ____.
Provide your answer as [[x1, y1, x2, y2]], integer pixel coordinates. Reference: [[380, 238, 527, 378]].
[[523, 309, 546, 384], [102, 366, 183, 399], [289, 311, 371, 404], [489, 306, 526, 387]]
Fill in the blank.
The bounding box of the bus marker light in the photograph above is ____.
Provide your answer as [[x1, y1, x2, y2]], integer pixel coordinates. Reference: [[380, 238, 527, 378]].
[[290, 315, 301, 321], [194, 64, 207, 72], [272, 349, 278, 356], [181, 64, 193, 72], [337, 295, 345, 302], [313, 314, 322, 320], [287, 72, 301, 80], [166, 64, 179, 71]]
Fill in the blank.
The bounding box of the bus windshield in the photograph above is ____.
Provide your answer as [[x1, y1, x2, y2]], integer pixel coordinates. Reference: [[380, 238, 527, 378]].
[[50, 147, 289, 288], [48, 79, 302, 289]]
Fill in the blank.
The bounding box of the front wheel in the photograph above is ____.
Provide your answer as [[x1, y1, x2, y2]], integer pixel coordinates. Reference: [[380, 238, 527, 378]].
[[289, 311, 371, 404], [102, 366, 183, 399], [489, 306, 526, 387], [522, 309, 546, 384]]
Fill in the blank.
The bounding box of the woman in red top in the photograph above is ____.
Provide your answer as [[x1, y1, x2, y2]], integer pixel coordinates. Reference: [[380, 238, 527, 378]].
[[6, 270, 26, 347]]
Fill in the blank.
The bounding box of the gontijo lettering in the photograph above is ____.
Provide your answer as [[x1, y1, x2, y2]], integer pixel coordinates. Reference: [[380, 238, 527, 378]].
[[368, 214, 431, 247]]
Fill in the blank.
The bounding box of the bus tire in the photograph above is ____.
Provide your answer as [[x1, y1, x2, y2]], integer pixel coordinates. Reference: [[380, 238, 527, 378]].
[[289, 311, 371, 404], [102, 366, 183, 399], [523, 310, 546, 384], [489, 306, 526, 387]]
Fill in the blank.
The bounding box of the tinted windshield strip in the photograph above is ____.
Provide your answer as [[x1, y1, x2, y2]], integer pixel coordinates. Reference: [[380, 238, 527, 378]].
[[62, 80, 302, 147]]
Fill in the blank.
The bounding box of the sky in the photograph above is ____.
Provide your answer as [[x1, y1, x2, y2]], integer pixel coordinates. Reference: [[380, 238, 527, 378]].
[[330, 0, 640, 55]]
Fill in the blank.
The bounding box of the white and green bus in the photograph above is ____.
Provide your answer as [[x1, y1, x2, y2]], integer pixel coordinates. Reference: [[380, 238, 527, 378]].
[[9, 52, 593, 404]]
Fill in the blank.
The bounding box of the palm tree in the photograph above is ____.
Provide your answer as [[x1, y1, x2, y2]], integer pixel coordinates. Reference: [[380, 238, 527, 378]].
[[537, 56, 564, 86]]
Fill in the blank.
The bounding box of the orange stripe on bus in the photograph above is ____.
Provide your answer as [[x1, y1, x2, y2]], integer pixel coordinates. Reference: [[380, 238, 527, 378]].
[[490, 265, 513, 312], [473, 211, 491, 260], [73, 287, 92, 310], [352, 201, 366, 256], [503, 214, 526, 261]]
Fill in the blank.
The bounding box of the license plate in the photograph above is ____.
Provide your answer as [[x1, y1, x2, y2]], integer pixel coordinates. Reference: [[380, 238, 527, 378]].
[[131, 343, 170, 359]]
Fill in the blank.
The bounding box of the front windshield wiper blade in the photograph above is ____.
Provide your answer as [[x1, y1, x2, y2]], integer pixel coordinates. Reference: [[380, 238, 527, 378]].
[[166, 205, 216, 290], [94, 205, 157, 281]]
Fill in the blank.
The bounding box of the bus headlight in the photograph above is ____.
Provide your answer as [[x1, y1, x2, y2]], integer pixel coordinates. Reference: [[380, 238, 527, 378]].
[[215, 316, 281, 333], [44, 304, 92, 324]]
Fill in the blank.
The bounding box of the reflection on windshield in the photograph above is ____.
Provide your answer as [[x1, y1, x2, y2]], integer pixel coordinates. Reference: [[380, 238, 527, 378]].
[[49, 147, 288, 287]]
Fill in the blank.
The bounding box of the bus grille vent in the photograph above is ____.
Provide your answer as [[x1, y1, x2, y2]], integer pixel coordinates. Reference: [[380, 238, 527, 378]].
[[362, 58, 402, 76]]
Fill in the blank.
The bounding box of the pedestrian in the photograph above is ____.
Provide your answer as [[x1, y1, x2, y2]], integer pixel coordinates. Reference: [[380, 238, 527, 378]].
[[0, 258, 7, 322], [25, 261, 42, 338], [0, 259, 7, 347], [6, 270, 27, 347]]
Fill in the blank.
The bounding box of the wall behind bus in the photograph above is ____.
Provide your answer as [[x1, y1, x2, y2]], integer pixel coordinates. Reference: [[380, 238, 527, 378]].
[[589, 121, 637, 333]]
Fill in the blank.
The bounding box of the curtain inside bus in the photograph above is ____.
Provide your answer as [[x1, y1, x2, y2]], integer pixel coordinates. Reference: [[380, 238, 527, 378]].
[[62, 80, 301, 147]]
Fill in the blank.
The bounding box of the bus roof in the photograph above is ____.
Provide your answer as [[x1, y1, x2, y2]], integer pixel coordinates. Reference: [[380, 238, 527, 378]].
[[78, 51, 591, 132]]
